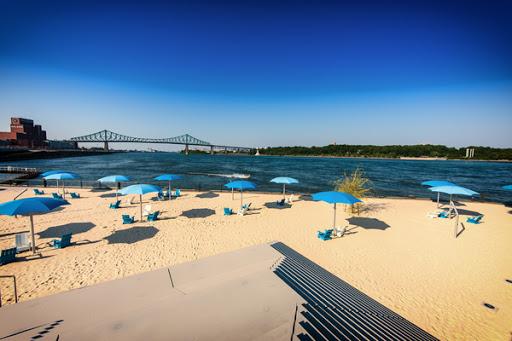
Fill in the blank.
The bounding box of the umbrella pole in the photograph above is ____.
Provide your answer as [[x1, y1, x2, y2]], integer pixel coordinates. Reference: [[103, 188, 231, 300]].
[[63, 181, 66, 199], [168, 181, 171, 201], [333, 203, 337, 228], [140, 194, 143, 221], [29, 215, 36, 254], [240, 190, 243, 209], [232, 187, 234, 200], [437, 192, 440, 208], [283, 184, 286, 200]]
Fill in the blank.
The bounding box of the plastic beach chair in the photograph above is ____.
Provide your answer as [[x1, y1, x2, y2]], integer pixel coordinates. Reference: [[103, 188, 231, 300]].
[[122, 214, 135, 224], [224, 208, 233, 216], [147, 211, 160, 221], [52, 193, 63, 200], [466, 215, 483, 224], [109, 200, 121, 209], [157, 192, 165, 201], [51, 233, 72, 249], [276, 199, 285, 206], [317, 229, 333, 241], [0, 248, 17, 265], [70, 192, 80, 199], [438, 211, 449, 219], [33, 189, 45, 195], [15, 233, 31, 253], [143, 205, 152, 217], [174, 189, 181, 197]]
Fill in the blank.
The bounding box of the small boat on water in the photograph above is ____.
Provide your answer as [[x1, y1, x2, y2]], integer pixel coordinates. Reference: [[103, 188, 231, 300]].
[[188, 172, 250, 179]]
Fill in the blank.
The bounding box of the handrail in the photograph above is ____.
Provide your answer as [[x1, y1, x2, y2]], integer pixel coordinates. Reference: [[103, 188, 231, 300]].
[[0, 275, 18, 307], [0, 166, 39, 173]]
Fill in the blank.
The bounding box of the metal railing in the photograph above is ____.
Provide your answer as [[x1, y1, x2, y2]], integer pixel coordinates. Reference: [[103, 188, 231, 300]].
[[0, 275, 18, 307], [0, 166, 39, 174]]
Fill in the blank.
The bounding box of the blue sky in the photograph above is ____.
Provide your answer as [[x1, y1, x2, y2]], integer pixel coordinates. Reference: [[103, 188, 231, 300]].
[[0, 0, 511, 149]]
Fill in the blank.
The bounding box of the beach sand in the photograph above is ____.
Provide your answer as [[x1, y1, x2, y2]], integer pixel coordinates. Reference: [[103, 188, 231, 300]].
[[0, 186, 511, 340]]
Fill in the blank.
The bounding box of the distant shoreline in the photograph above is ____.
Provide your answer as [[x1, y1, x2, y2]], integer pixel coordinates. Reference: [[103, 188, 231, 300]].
[[258, 153, 512, 163]]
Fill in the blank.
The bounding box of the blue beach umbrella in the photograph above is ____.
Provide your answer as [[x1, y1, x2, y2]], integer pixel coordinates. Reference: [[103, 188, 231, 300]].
[[503, 185, 512, 190], [312, 191, 362, 228], [118, 184, 162, 220], [271, 177, 299, 200], [98, 175, 131, 200], [154, 174, 183, 200], [421, 180, 457, 207], [224, 180, 256, 208], [39, 170, 68, 178], [429, 185, 479, 237], [44, 172, 81, 199], [0, 197, 69, 254]]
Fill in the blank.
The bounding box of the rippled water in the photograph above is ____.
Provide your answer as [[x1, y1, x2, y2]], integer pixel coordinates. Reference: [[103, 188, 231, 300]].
[[1, 152, 511, 203]]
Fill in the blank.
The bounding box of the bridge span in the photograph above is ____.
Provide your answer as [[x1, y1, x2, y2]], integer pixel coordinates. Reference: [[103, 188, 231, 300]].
[[69, 130, 253, 155]]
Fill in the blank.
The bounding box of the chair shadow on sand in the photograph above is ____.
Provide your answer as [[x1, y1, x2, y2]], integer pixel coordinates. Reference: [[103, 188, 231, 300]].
[[196, 191, 219, 199], [456, 208, 483, 216], [347, 217, 390, 230], [99, 192, 118, 198], [37, 222, 96, 239], [263, 201, 292, 209], [104, 226, 159, 244], [180, 208, 216, 218]]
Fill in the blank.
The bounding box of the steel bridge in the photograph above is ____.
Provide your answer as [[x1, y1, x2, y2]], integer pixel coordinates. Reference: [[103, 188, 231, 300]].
[[69, 130, 253, 154]]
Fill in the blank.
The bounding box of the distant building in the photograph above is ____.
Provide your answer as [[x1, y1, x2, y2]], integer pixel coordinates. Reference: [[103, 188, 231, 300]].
[[47, 140, 78, 150], [0, 117, 47, 148]]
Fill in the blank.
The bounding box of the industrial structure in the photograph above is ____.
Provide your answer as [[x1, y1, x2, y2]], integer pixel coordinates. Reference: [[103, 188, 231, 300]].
[[0, 117, 47, 148]]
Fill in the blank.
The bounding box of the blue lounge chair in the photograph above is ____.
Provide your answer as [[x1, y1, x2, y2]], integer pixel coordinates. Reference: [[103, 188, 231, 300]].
[[147, 211, 160, 221], [109, 200, 121, 209], [242, 203, 252, 210], [224, 208, 233, 216], [174, 189, 181, 197], [33, 189, 45, 195], [317, 229, 333, 241], [467, 215, 483, 224], [438, 211, 449, 218], [51, 233, 72, 249], [122, 214, 135, 224], [70, 192, 80, 199], [52, 193, 63, 200], [276, 199, 285, 206], [157, 192, 165, 201], [0, 247, 16, 265]]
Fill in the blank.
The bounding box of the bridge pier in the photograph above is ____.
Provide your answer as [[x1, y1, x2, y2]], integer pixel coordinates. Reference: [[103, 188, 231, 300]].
[[185, 144, 189, 155], [104, 141, 109, 151], [210, 145, 214, 154]]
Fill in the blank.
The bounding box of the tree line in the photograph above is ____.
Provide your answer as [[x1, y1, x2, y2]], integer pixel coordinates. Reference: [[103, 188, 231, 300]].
[[259, 144, 512, 160]]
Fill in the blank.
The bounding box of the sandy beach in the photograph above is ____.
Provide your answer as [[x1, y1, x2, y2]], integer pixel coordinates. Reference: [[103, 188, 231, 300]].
[[0, 186, 511, 340]]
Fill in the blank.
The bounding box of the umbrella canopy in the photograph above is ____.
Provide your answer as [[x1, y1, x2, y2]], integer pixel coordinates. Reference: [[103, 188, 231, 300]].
[[422, 180, 457, 208], [43, 172, 80, 181], [154, 174, 183, 201], [421, 180, 456, 187], [429, 185, 479, 196], [312, 191, 362, 205], [118, 184, 162, 220], [39, 170, 68, 178], [502, 185, 512, 190], [270, 177, 299, 200], [44, 172, 80, 199], [429, 185, 478, 238], [312, 191, 362, 228], [154, 174, 183, 181], [98, 175, 131, 200], [98, 175, 131, 183], [224, 181, 256, 208], [224, 180, 256, 190], [0, 197, 69, 253]]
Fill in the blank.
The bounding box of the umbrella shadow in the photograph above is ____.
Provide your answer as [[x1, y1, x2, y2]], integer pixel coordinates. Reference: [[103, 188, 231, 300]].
[[503, 201, 512, 208], [37, 222, 96, 238], [358, 203, 387, 214], [456, 208, 483, 216], [347, 217, 390, 230], [99, 192, 118, 198], [180, 208, 215, 218], [299, 194, 314, 201], [196, 191, 219, 199], [263, 201, 292, 209], [104, 226, 159, 244]]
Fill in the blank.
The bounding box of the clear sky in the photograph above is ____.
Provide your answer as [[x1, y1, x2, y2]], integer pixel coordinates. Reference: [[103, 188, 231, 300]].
[[1, 0, 511, 149]]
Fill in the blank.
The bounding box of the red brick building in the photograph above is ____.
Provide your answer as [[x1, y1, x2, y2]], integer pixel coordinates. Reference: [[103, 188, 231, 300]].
[[0, 117, 47, 148]]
